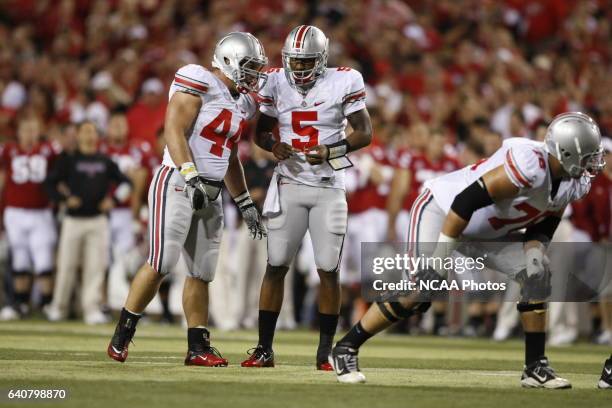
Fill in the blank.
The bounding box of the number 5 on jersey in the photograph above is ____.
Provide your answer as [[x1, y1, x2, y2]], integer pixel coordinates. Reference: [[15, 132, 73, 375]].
[[200, 109, 246, 157], [292, 111, 319, 150]]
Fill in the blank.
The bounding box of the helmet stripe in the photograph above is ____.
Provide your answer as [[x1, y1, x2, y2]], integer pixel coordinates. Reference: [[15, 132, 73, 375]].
[[294, 25, 309, 50]]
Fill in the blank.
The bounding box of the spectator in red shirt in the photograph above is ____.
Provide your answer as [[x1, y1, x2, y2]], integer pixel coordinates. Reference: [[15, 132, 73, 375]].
[[126, 78, 167, 147]]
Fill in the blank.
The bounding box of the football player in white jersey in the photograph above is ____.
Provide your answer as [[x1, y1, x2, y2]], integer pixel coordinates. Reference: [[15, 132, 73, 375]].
[[331, 112, 604, 387], [240, 25, 372, 370], [107, 32, 268, 367]]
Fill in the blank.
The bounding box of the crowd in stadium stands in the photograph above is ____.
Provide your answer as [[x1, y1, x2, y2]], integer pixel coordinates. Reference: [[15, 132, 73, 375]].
[[0, 0, 611, 344]]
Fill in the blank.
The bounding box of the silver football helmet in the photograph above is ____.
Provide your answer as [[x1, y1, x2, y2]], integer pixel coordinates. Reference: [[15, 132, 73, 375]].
[[212, 32, 268, 93], [544, 112, 605, 178], [282, 25, 328, 92]]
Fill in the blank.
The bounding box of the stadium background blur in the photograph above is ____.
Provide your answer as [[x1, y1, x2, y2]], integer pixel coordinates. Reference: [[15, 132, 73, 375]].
[[0, 0, 611, 346]]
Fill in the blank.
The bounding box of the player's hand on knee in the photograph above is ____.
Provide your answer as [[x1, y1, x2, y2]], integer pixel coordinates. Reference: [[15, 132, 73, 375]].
[[272, 142, 297, 161], [233, 191, 267, 240], [525, 244, 550, 279]]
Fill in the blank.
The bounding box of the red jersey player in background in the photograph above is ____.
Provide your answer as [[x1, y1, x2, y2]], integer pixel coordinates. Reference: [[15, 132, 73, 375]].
[[387, 125, 461, 242], [0, 116, 59, 319], [99, 111, 149, 311], [99, 111, 148, 259], [571, 137, 612, 346], [386, 125, 461, 335], [341, 121, 397, 325]]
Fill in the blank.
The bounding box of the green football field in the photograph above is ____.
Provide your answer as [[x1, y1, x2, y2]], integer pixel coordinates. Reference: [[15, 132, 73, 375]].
[[0, 321, 609, 408]]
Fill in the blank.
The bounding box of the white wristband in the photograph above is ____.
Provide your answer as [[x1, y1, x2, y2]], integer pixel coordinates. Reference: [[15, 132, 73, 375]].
[[179, 162, 198, 182]]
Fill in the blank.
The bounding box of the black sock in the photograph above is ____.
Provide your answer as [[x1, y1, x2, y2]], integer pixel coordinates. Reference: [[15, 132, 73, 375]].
[[317, 313, 339, 362], [525, 332, 546, 365], [118, 308, 141, 331], [468, 315, 483, 328], [338, 321, 372, 349], [592, 316, 602, 333], [433, 311, 446, 333], [258, 310, 280, 351], [187, 327, 210, 353], [40, 294, 53, 307], [14, 291, 30, 305], [112, 308, 141, 348]]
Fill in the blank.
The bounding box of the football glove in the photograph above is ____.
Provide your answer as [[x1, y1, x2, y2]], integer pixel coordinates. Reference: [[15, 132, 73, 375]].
[[233, 191, 267, 240], [180, 162, 209, 212], [429, 232, 460, 278], [518, 244, 552, 301]]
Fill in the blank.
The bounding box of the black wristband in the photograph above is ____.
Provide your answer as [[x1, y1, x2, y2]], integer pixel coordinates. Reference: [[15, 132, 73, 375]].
[[325, 139, 351, 159], [259, 135, 277, 152], [450, 178, 494, 221], [233, 191, 254, 209]]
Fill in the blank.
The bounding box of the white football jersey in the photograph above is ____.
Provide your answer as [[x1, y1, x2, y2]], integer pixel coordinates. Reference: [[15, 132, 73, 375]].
[[424, 138, 590, 239], [257, 67, 366, 189], [162, 64, 257, 181]]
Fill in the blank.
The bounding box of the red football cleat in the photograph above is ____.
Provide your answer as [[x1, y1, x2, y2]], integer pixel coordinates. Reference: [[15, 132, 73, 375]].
[[241, 346, 275, 367], [317, 361, 333, 371], [184, 347, 228, 367], [107, 342, 129, 363]]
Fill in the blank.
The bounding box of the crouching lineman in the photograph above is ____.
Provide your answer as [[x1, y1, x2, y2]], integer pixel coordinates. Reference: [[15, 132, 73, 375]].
[[330, 112, 604, 388], [107, 32, 268, 366], [241, 25, 372, 370]]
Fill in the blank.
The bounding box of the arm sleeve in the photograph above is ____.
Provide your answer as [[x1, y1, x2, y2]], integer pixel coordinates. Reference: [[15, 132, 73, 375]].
[[256, 71, 278, 118], [342, 70, 367, 117], [43, 154, 70, 202], [503, 147, 547, 191], [171, 64, 211, 97]]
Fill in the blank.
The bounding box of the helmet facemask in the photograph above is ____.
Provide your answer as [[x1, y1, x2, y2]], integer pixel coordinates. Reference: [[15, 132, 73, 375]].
[[578, 147, 605, 178], [234, 56, 268, 93], [282, 50, 327, 92]]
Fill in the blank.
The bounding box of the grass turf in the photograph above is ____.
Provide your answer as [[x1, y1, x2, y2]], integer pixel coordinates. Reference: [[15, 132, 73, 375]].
[[0, 320, 609, 408]]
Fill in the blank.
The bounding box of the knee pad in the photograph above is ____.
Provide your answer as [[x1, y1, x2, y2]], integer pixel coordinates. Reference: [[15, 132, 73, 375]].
[[517, 302, 547, 314], [376, 300, 430, 322], [326, 199, 348, 235]]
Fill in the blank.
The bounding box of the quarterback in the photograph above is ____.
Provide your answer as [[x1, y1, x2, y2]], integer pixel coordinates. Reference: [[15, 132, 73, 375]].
[[241, 25, 372, 370], [331, 112, 604, 388], [107, 32, 267, 366]]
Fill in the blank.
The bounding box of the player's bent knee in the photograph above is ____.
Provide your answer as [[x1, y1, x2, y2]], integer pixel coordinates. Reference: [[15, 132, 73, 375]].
[[517, 302, 547, 314], [377, 300, 431, 323]]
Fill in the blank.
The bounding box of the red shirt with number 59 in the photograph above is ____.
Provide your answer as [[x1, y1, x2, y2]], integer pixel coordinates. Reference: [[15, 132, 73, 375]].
[[256, 67, 366, 190], [0, 141, 58, 209]]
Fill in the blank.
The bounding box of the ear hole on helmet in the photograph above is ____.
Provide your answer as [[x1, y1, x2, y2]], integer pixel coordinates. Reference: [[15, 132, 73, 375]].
[[563, 151, 571, 158], [224, 57, 230, 65]]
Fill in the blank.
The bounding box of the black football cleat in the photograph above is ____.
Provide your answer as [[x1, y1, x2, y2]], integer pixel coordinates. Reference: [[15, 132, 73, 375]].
[[598, 357, 612, 389], [521, 357, 571, 389], [107, 317, 137, 363], [329, 344, 366, 383]]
